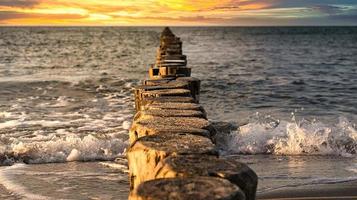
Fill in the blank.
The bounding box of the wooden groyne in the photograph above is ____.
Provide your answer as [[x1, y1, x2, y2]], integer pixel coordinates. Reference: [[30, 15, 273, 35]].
[[128, 27, 258, 200]]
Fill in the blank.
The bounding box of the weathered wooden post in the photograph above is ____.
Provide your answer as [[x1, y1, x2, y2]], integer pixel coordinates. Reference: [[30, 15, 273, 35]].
[[149, 27, 190, 79], [128, 27, 258, 200]]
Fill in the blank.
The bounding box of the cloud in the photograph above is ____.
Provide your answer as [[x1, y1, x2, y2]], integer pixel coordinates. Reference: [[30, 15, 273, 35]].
[[0, 11, 25, 20], [108, 14, 222, 24], [0, 0, 357, 25], [45, 2, 140, 13], [194, 0, 275, 11], [309, 4, 357, 24], [0, 0, 40, 8], [311, 4, 346, 15], [0, 10, 86, 22]]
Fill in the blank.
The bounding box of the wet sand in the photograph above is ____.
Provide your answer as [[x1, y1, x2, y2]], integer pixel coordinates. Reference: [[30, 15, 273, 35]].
[[258, 180, 357, 200], [0, 162, 130, 199], [0, 184, 17, 200]]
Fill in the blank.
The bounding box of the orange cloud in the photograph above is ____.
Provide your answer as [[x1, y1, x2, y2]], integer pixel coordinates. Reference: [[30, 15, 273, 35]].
[[157, 0, 232, 11], [1, 0, 348, 25]]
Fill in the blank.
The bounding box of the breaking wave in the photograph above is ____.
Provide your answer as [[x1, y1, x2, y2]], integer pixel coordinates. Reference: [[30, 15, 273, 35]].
[[0, 77, 135, 166], [0, 134, 128, 165], [225, 114, 356, 156]]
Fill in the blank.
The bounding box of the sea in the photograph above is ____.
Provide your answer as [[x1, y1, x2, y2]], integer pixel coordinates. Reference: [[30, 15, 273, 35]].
[[0, 26, 356, 199]]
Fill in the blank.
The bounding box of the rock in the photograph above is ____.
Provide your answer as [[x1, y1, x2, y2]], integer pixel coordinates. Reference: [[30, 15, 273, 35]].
[[129, 177, 245, 200], [154, 155, 258, 200], [127, 134, 217, 189]]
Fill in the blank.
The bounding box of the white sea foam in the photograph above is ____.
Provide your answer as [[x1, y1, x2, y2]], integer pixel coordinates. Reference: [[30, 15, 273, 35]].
[[226, 116, 356, 156], [100, 162, 129, 173], [122, 121, 132, 130], [0, 111, 12, 118], [346, 163, 357, 173], [6, 134, 128, 164], [0, 104, 131, 165], [0, 119, 71, 129], [51, 96, 73, 107]]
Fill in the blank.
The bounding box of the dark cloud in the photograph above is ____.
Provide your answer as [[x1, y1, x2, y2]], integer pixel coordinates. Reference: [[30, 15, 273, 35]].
[[0, 0, 40, 8], [330, 13, 357, 21], [311, 4, 357, 24], [221, 12, 357, 26], [0, 11, 27, 21], [269, 0, 357, 8], [327, 8, 357, 24], [110, 14, 221, 23], [176, 16, 215, 22], [0, 11, 87, 22], [311, 5, 346, 15]]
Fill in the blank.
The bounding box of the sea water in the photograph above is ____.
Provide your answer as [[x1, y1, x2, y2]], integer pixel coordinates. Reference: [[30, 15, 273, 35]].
[[0, 27, 356, 199]]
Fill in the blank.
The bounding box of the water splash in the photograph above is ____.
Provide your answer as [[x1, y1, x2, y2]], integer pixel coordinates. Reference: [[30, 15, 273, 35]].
[[226, 114, 356, 156]]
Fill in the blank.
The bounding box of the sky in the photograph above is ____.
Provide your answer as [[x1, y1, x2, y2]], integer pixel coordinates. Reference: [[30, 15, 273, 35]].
[[0, 0, 357, 26]]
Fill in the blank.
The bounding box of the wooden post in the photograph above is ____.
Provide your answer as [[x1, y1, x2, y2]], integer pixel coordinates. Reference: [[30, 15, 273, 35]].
[[128, 27, 257, 200]]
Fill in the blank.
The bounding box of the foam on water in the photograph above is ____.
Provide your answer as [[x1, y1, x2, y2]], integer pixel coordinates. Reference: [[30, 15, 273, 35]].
[[346, 163, 357, 173], [0, 76, 135, 165], [0, 164, 50, 199], [2, 133, 128, 164], [100, 159, 129, 173], [226, 114, 356, 156], [0, 119, 71, 130]]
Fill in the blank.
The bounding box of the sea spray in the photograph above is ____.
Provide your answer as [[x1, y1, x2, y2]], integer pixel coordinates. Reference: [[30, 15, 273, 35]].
[[225, 114, 356, 156]]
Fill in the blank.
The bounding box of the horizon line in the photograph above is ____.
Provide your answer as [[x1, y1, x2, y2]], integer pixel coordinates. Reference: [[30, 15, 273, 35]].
[[1, 25, 357, 27]]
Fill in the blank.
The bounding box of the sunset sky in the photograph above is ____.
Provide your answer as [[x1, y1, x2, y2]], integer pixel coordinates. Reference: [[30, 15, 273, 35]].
[[0, 0, 357, 26]]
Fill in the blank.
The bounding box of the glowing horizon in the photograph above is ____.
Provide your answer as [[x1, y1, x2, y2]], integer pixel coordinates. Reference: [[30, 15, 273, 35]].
[[0, 0, 356, 26]]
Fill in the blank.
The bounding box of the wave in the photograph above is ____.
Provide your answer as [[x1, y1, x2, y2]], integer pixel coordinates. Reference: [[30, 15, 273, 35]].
[[0, 134, 128, 165], [224, 115, 356, 156], [0, 76, 135, 166]]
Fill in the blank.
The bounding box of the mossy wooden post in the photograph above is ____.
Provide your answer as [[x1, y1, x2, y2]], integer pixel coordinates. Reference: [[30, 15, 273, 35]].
[[128, 27, 258, 200]]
